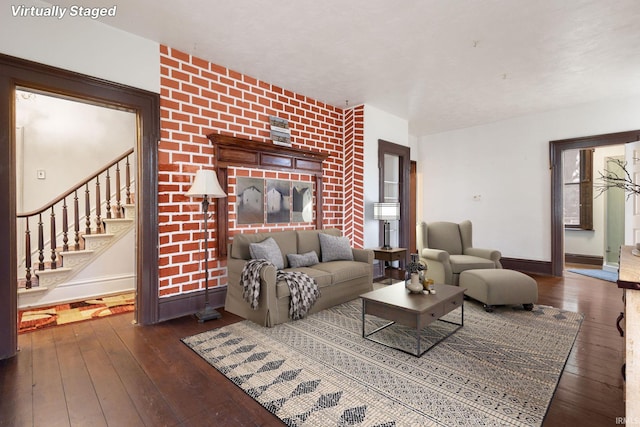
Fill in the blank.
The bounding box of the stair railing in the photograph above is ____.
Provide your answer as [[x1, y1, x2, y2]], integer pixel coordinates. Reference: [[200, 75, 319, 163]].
[[17, 148, 134, 289]]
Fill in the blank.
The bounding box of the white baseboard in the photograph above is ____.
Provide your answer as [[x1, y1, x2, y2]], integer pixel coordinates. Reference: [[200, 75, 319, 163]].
[[18, 274, 135, 309]]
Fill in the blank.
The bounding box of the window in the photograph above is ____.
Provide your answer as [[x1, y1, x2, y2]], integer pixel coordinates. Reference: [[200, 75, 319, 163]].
[[563, 149, 593, 230]]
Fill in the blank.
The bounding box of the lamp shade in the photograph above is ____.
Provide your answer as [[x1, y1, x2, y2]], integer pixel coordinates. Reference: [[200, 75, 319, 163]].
[[185, 169, 226, 198], [373, 202, 400, 221]]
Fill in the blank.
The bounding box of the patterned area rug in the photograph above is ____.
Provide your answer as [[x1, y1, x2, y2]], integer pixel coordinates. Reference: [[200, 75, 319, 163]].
[[18, 292, 135, 334], [182, 298, 582, 426], [567, 268, 618, 283]]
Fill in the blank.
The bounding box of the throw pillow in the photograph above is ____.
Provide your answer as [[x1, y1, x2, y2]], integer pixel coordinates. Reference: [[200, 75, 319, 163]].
[[287, 251, 319, 268], [319, 233, 354, 262], [249, 237, 284, 269]]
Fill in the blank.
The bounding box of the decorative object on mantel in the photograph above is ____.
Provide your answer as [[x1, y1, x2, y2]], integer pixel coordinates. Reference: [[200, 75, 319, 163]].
[[185, 169, 227, 323], [269, 115, 291, 147]]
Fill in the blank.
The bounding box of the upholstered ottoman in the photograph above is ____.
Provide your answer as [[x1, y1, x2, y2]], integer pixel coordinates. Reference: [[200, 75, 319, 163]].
[[459, 269, 538, 312]]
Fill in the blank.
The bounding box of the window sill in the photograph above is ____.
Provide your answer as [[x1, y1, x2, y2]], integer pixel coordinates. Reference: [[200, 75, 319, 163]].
[[564, 227, 594, 232]]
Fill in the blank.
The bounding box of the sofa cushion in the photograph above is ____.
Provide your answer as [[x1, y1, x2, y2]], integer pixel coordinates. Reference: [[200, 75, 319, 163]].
[[297, 229, 341, 257], [287, 251, 319, 268], [231, 230, 297, 266], [313, 261, 370, 284], [249, 237, 284, 269], [276, 267, 333, 297], [319, 233, 354, 262]]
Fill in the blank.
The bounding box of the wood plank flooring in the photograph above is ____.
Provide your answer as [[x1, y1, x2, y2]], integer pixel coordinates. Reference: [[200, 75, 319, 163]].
[[0, 269, 625, 426]]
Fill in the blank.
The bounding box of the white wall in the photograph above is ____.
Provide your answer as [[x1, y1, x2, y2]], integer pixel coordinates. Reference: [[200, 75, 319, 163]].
[[418, 95, 640, 262], [16, 91, 136, 212], [564, 145, 625, 257], [0, 0, 159, 93], [362, 104, 410, 249]]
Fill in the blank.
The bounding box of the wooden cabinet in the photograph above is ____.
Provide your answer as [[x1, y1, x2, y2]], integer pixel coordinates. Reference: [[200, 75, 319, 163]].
[[618, 245, 640, 419], [372, 247, 407, 284]]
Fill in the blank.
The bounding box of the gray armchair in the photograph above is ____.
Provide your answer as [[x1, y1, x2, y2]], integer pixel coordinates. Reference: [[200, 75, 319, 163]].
[[416, 220, 502, 285]]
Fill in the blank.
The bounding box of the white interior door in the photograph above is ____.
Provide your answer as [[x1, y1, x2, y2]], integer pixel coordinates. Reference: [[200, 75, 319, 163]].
[[625, 141, 640, 245]]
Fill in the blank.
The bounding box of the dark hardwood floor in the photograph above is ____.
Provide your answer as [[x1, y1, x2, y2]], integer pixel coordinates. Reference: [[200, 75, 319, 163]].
[[0, 269, 625, 426]]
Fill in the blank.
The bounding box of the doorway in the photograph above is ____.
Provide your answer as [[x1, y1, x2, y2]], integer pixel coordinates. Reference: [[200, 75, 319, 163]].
[[604, 155, 625, 270], [0, 54, 160, 360], [15, 87, 137, 308], [550, 130, 640, 276], [378, 139, 410, 258]]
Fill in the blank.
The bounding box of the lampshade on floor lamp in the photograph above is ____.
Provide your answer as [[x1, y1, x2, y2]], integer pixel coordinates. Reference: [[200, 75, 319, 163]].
[[186, 169, 227, 323], [373, 202, 400, 250]]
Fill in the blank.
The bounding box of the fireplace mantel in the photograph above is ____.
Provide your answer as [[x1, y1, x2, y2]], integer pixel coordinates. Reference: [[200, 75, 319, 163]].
[[207, 133, 329, 257]]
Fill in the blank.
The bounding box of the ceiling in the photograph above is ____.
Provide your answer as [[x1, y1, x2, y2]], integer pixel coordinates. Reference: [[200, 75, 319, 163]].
[[52, 0, 640, 136]]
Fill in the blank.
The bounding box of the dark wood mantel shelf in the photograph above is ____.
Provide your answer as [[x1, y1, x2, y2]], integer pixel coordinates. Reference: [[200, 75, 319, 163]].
[[209, 134, 329, 172], [618, 245, 640, 290], [206, 133, 330, 258]]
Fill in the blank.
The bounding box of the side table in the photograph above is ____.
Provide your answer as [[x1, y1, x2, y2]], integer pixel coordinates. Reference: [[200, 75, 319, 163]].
[[372, 247, 407, 284]]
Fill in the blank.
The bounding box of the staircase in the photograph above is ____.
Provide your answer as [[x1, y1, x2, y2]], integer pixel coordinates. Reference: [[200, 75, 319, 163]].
[[17, 149, 136, 309]]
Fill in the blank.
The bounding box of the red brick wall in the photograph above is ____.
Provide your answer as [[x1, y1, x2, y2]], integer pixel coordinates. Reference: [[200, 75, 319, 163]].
[[158, 45, 364, 298], [343, 106, 365, 248]]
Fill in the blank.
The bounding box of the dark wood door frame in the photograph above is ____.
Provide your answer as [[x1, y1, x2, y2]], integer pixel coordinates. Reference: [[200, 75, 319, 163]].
[[0, 54, 160, 359], [550, 130, 640, 276], [410, 160, 417, 255], [378, 139, 411, 261]]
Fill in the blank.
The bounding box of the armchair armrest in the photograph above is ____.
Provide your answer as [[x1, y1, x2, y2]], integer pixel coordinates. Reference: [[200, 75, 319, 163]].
[[420, 248, 451, 284], [353, 248, 374, 264], [464, 247, 502, 264], [420, 248, 450, 263]]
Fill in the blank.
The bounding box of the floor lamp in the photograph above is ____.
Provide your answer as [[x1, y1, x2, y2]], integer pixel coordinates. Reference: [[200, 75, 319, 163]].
[[186, 169, 227, 323], [373, 202, 400, 250]]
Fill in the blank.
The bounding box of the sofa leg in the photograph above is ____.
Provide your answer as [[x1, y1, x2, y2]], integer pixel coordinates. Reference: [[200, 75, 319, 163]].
[[483, 304, 494, 313], [523, 303, 534, 311]]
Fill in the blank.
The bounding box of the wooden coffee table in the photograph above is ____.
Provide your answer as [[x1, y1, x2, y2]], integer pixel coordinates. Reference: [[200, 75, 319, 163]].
[[360, 283, 464, 357]]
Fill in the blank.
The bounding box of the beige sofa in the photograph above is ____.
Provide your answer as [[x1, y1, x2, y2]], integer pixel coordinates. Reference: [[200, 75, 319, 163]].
[[225, 228, 374, 327]]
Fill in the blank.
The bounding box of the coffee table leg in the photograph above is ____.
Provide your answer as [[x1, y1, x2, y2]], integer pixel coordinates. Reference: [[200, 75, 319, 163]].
[[416, 314, 421, 356], [362, 299, 366, 337]]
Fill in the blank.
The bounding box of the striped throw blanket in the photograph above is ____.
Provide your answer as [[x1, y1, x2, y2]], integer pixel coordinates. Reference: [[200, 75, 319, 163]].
[[241, 259, 320, 320]]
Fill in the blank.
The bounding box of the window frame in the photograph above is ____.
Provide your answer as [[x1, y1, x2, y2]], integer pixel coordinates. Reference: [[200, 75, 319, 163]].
[[563, 148, 593, 230]]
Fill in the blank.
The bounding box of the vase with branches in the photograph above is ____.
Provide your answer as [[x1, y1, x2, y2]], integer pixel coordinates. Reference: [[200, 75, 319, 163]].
[[595, 158, 640, 199]]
